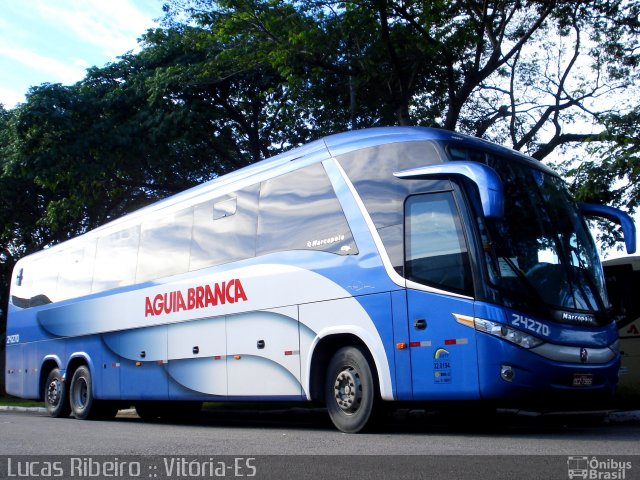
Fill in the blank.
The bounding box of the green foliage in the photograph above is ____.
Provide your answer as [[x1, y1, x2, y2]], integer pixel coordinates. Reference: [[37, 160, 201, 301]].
[[568, 108, 640, 211], [160, 0, 640, 160]]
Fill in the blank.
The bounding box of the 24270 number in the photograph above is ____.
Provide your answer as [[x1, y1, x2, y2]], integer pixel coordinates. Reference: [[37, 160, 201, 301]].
[[511, 314, 550, 337]]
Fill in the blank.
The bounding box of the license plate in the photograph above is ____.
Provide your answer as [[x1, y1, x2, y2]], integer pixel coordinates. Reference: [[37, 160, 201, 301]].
[[572, 373, 593, 387]]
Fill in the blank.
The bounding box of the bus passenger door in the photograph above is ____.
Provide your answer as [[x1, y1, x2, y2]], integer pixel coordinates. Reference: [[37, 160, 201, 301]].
[[404, 192, 480, 400]]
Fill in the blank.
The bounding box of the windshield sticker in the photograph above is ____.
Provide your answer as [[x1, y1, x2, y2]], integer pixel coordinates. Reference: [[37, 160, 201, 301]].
[[498, 258, 519, 277]]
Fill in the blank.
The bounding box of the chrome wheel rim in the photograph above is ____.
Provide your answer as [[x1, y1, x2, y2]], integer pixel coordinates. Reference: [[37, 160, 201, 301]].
[[333, 367, 362, 414], [46, 378, 61, 407]]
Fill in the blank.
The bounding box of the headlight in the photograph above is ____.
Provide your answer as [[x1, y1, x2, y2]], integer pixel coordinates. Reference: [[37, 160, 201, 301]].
[[474, 318, 544, 349]]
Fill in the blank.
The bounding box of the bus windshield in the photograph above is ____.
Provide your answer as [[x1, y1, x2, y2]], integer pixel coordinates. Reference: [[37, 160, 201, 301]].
[[480, 155, 608, 324]]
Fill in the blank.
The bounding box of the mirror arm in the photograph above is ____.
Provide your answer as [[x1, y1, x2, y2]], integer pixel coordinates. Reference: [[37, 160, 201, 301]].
[[394, 161, 504, 219], [579, 203, 637, 254]]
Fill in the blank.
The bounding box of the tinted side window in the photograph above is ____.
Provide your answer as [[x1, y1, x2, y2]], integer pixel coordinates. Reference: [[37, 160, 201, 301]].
[[58, 240, 97, 300], [137, 208, 194, 282], [92, 226, 140, 292], [405, 193, 473, 296], [27, 254, 60, 305], [257, 163, 357, 256], [190, 185, 259, 270], [337, 142, 443, 228], [337, 141, 446, 270]]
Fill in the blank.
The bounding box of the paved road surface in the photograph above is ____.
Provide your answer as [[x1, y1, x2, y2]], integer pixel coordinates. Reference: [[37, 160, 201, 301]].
[[1, 407, 638, 479]]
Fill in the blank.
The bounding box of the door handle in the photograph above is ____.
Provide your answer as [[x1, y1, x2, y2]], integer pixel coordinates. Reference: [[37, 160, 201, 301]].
[[414, 319, 427, 330]]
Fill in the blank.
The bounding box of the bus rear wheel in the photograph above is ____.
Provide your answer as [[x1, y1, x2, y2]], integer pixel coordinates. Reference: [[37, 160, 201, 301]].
[[44, 368, 71, 418], [68, 365, 117, 420], [325, 346, 377, 433], [69, 366, 93, 420]]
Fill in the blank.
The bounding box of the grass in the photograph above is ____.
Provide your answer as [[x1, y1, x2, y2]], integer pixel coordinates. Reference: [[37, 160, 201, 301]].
[[0, 394, 44, 408]]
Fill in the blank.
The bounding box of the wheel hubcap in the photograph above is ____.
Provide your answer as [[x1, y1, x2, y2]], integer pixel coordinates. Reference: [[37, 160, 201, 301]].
[[73, 378, 88, 408], [333, 367, 362, 414], [47, 379, 61, 406]]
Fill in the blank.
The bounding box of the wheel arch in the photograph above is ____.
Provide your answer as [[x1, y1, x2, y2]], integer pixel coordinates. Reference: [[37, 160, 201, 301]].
[[66, 353, 95, 395], [39, 355, 62, 401], [308, 333, 380, 403]]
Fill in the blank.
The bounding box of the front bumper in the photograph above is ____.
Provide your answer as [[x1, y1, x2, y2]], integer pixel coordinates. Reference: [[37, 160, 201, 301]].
[[477, 333, 619, 409]]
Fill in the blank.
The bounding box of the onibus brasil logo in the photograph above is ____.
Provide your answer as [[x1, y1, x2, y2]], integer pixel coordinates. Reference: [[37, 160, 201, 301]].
[[567, 456, 632, 479]]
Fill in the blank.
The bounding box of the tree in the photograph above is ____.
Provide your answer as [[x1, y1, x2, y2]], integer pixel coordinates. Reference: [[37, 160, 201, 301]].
[[560, 108, 640, 251], [141, 25, 318, 158], [162, 0, 640, 160]]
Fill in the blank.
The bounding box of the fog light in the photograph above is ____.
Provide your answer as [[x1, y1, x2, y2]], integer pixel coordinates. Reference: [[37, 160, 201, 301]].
[[500, 365, 514, 382]]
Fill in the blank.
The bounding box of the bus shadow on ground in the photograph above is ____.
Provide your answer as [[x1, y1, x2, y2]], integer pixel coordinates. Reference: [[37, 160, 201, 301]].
[[121, 404, 625, 434]]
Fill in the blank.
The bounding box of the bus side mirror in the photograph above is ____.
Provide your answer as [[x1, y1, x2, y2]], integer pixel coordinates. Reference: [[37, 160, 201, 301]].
[[394, 161, 504, 219], [579, 203, 637, 254]]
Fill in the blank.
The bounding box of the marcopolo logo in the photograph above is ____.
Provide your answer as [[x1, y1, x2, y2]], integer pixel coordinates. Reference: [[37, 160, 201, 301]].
[[144, 279, 248, 317], [567, 456, 632, 479]]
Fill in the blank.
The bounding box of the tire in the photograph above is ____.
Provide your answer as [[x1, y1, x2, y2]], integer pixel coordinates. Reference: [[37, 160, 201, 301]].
[[44, 368, 71, 418], [325, 346, 378, 433], [69, 366, 95, 420]]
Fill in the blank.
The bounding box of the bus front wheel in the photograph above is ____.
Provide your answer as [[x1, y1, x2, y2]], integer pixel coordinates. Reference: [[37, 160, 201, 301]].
[[44, 368, 71, 418], [325, 346, 377, 433]]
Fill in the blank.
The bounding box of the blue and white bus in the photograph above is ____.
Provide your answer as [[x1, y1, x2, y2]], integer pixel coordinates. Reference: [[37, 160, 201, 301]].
[[5, 127, 636, 433]]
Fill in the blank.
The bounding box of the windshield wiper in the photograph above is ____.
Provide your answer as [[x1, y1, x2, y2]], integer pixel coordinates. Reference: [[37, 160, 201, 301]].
[[498, 256, 548, 308], [571, 261, 606, 313], [552, 235, 601, 312]]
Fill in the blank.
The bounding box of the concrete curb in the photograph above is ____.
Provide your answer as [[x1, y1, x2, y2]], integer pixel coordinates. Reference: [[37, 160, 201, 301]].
[[0, 406, 138, 415], [0, 405, 47, 413], [608, 410, 640, 423]]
